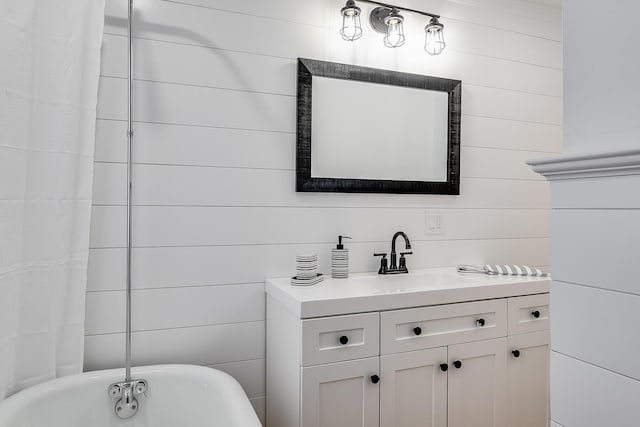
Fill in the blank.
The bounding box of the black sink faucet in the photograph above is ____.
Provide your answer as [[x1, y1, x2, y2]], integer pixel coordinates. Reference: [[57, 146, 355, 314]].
[[390, 231, 411, 270], [374, 231, 413, 274]]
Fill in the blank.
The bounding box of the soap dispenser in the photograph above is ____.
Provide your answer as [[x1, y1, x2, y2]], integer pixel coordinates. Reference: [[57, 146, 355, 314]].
[[331, 236, 351, 279]]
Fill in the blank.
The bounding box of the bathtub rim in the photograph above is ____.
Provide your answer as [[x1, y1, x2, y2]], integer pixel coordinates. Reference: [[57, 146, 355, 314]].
[[0, 364, 260, 424]]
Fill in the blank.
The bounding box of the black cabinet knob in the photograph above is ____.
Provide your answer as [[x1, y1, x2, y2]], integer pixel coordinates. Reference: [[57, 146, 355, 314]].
[[440, 363, 448, 372], [476, 318, 486, 327], [532, 310, 541, 319], [413, 326, 422, 336], [370, 374, 380, 384], [453, 360, 462, 369], [339, 335, 349, 345], [512, 349, 521, 358]]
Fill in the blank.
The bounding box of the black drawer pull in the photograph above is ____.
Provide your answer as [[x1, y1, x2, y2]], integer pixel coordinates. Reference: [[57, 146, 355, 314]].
[[413, 326, 422, 336], [370, 374, 380, 384], [532, 310, 541, 319], [339, 335, 349, 345], [476, 318, 486, 327], [453, 360, 462, 369], [440, 363, 448, 372], [512, 349, 521, 358]]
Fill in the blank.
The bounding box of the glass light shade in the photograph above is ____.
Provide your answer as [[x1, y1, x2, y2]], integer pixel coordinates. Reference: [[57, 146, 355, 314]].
[[340, 1, 362, 41], [424, 17, 445, 55], [383, 10, 405, 48]]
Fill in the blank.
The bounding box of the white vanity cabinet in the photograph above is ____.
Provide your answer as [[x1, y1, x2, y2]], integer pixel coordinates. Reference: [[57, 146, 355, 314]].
[[507, 330, 551, 427], [266, 270, 550, 427], [301, 357, 380, 427], [379, 347, 447, 427], [447, 337, 508, 427]]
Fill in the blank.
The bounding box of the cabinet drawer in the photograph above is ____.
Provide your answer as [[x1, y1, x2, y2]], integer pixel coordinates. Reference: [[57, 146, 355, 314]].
[[508, 294, 549, 335], [380, 299, 507, 354], [301, 312, 379, 366]]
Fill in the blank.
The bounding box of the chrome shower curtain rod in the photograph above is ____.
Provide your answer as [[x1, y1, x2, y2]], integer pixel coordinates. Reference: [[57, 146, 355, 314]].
[[105, 1, 149, 419], [125, 0, 134, 383]]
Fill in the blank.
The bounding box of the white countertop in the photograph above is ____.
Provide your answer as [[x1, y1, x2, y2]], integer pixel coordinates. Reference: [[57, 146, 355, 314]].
[[266, 268, 550, 318]]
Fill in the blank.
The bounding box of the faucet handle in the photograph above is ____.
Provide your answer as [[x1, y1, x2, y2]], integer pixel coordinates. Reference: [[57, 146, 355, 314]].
[[399, 251, 412, 271], [373, 253, 388, 274]]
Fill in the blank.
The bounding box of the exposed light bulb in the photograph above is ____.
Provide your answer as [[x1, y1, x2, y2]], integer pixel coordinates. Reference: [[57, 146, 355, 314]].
[[424, 17, 445, 55], [383, 9, 405, 48], [340, 0, 362, 41]]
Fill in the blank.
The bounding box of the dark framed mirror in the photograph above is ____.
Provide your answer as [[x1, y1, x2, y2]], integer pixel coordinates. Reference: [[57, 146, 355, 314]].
[[296, 58, 461, 195]]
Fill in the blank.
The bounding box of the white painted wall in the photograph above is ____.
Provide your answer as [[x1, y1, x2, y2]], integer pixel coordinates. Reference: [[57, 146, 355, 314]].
[[88, 0, 562, 422], [563, 0, 640, 154], [537, 1, 640, 426]]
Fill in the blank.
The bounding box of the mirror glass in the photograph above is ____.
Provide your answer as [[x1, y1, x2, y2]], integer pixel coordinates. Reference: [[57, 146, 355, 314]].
[[311, 76, 449, 182], [296, 58, 461, 195]]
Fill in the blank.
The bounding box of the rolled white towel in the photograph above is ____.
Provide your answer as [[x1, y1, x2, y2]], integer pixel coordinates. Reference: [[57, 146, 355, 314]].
[[457, 264, 549, 277]]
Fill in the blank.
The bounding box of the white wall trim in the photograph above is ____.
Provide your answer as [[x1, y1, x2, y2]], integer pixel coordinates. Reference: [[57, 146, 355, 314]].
[[528, 149, 640, 180]]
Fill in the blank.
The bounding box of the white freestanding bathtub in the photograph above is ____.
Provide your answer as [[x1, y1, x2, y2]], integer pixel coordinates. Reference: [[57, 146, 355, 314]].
[[0, 364, 262, 427]]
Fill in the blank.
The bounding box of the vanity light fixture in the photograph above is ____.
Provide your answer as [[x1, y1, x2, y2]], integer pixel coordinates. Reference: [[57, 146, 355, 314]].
[[424, 17, 445, 55], [340, 0, 363, 41], [340, 0, 446, 54], [382, 8, 405, 48]]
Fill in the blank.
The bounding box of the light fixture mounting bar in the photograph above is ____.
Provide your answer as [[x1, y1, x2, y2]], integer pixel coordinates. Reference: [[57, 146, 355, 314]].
[[355, 0, 440, 19]]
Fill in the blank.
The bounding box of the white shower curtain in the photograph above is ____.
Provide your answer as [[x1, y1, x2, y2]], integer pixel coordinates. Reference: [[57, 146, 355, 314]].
[[0, 0, 105, 398]]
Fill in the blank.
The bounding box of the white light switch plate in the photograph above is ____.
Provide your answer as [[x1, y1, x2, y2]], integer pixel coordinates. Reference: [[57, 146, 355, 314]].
[[425, 210, 446, 235]]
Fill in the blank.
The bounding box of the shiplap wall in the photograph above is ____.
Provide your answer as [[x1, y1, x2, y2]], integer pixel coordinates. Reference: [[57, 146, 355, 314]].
[[545, 1, 640, 426], [547, 176, 640, 426], [87, 0, 562, 422]]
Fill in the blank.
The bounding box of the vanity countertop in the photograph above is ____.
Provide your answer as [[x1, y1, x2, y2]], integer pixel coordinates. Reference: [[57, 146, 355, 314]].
[[266, 268, 550, 318]]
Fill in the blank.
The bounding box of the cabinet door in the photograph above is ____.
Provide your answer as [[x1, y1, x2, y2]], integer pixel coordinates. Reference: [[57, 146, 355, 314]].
[[301, 357, 380, 427], [507, 330, 550, 427], [380, 347, 448, 427], [448, 337, 508, 427]]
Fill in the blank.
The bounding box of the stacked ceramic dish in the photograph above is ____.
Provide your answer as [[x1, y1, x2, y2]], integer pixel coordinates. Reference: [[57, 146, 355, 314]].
[[331, 248, 349, 278], [291, 254, 323, 286]]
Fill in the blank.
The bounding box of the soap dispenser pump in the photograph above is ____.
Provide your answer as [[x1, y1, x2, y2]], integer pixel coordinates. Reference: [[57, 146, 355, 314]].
[[331, 236, 351, 279]]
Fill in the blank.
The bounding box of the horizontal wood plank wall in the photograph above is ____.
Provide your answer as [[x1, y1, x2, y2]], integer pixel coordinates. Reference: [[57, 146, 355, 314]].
[[89, 0, 562, 422], [549, 176, 640, 427], [551, 351, 640, 427]]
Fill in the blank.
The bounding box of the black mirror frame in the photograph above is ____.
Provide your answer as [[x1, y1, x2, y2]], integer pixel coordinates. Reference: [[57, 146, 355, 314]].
[[296, 57, 461, 195]]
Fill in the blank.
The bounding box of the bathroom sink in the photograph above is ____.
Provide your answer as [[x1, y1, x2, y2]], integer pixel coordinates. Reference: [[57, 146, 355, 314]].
[[345, 269, 485, 294], [265, 267, 550, 318]]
